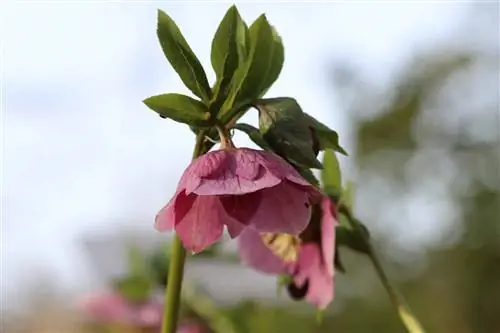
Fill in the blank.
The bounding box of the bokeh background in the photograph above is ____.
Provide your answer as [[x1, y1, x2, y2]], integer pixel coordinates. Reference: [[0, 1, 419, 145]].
[[1, 1, 499, 332]]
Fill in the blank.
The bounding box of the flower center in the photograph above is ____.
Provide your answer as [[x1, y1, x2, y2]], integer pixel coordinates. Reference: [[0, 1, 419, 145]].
[[260, 232, 301, 263]]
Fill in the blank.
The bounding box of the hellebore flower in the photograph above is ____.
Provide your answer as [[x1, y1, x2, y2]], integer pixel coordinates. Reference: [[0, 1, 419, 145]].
[[238, 196, 336, 309], [78, 291, 162, 329], [155, 147, 320, 253]]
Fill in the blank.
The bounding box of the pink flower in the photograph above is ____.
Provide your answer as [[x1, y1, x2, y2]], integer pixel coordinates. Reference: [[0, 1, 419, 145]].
[[78, 291, 162, 328], [238, 197, 337, 309], [155, 148, 320, 253], [177, 321, 206, 333]]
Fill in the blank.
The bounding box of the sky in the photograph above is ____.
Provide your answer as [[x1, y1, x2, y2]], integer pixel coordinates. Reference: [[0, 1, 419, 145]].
[[1, 0, 489, 311]]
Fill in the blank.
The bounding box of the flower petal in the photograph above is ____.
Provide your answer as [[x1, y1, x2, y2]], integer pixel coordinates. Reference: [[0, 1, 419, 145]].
[[320, 197, 336, 277], [219, 191, 262, 226], [249, 181, 311, 235], [238, 229, 287, 274], [256, 149, 310, 187], [155, 191, 196, 232], [78, 292, 131, 323], [292, 244, 334, 309], [191, 149, 282, 195], [175, 196, 226, 253], [304, 265, 334, 309]]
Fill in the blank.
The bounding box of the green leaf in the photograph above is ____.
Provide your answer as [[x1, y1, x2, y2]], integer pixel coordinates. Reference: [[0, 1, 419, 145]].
[[276, 274, 293, 297], [336, 224, 370, 255], [341, 181, 355, 211], [304, 113, 348, 156], [143, 93, 211, 126], [257, 97, 322, 169], [334, 246, 346, 273], [219, 15, 283, 122], [297, 167, 320, 188], [157, 10, 212, 102], [321, 149, 342, 196], [126, 245, 148, 277], [231, 123, 273, 150], [210, 6, 249, 116], [211, 5, 248, 81], [113, 275, 152, 303]]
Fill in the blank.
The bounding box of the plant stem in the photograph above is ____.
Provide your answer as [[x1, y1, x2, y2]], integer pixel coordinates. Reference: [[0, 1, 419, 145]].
[[340, 206, 427, 333], [161, 131, 208, 333]]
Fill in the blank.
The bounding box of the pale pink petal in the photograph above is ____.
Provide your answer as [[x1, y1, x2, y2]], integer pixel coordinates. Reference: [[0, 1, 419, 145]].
[[289, 245, 319, 286], [320, 197, 336, 277], [291, 245, 334, 309], [234, 148, 264, 180], [249, 181, 311, 235], [78, 291, 130, 323], [191, 148, 282, 195], [186, 150, 230, 178], [238, 229, 287, 274], [134, 301, 163, 327], [256, 149, 310, 187], [155, 191, 196, 232], [193, 170, 281, 195], [304, 265, 334, 309], [175, 196, 225, 253], [219, 191, 262, 225], [224, 215, 246, 238], [178, 322, 205, 333], [177, 150, 230, 194]]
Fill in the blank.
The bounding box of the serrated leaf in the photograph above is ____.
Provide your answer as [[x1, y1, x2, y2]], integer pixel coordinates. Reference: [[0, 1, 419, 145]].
[[304, 113, 348, 156], [157, 10, 212, 102], [210, 6, 249, 116], [219, 15, 282, 123], [143, 93, 211, 126], [231, 123, 273, 150], [211, 5, 248, 81], [260, 26, 284, 96], [257, 97, 322, 169], [322, 149, 342, 196]]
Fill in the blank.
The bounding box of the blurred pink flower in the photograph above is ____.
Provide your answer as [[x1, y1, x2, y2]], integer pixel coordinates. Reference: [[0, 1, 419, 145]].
[[155, 148, 320, 253], [78, 291, 162, 328], [177, 321, 206, 333], [238, 196, 337, 309]]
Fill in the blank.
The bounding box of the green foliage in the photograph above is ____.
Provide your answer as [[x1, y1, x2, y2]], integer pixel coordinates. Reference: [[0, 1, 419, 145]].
[[335, 224, 370, 255], [143, 93, 211, 126], [156, 10, 212, 102], [210, 5, 249, 115], [112, 274, 153, 303], [219, 15, 284, 123], [304, 113, 347, 156], [321, 149, 342, 196], [231, 123, 273, 150], [257, 97, 322, 169]]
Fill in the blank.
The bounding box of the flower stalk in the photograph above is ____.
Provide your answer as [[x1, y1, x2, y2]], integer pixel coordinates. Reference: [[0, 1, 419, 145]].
[[339, 205, 427, 333], [161, 131, 209, 333]]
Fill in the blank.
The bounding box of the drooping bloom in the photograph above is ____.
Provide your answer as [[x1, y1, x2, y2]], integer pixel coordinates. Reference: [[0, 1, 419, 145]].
[[238, 196, 337, 309], [155, 148, 321, 253], [78, 291, 162, 329]]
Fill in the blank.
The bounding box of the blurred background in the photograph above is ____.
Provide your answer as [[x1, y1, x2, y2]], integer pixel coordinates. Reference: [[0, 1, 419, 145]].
[[1, 1, 499, 332]]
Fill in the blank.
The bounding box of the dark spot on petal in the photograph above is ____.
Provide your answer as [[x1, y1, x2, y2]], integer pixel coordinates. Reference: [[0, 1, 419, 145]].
[[287, 280, 309, 301], [304, 202, 310, 208]]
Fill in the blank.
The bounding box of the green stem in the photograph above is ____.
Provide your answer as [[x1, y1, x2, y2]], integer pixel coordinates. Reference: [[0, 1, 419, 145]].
[[161, 131, 208, 333], [340, 206, 427, 333]]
